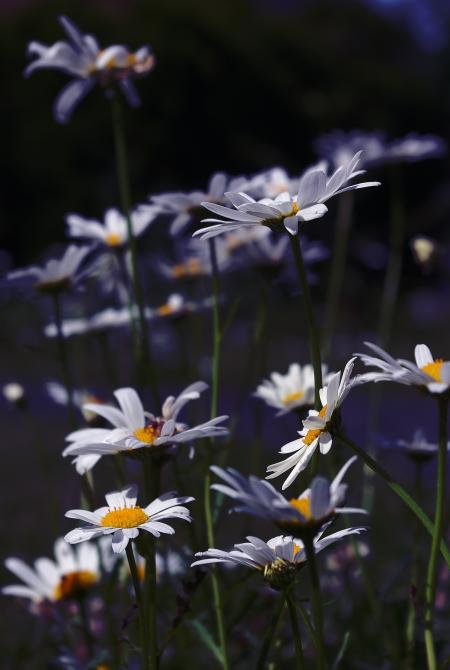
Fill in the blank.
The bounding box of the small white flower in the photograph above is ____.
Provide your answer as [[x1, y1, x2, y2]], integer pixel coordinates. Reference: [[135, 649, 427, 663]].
[[391, 429, 450, 459], [315, 130, 388, 169], [64, 485, 194, 554], [386, 133, 446, 163], [211, 457, 365, 536], [2, 383, 25, 404], [142, 172, 252, 236], [44, 306, 144, 339], [194, 152, 380, 239], [7, 245, 93, 294], [63, 382, 228, 471], [25, 16, 155, 123], [192, 528, 364, 589], [410, 236, 438, 271], [266, 358, 365, 488], [66, 208, 160, 248], [255, 363, 332, 416], [3, 538, 99, 604], [357, 342, 450, 395]]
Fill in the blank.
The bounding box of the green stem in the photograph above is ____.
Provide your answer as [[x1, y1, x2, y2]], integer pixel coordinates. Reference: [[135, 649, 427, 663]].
[[336, 432, 450, 568], [255, 592, 286, 670], [51, 293, 75, 428], [404, 460, 422, 670], [288, 233, 322, 410], [144, 536, 158, 670], [286, 592, 306, 670], [304, 539, 327, 670], [203, 238, 229, 670], [126, 544, 150, 670], [110, 94, 160, 408], [322, 193, 354, 358], [77, 595, 93, 656], [424, 399, 449, 670]]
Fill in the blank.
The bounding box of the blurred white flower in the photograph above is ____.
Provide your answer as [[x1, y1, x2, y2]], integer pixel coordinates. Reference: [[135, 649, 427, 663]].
[[3, 538, 99, 605], [386, 133, 446, 163], [6, 245, 93, 294], [142, 172, 252, 235], [195, 152, 380, 239], [66, 207, 160, 248], [391, 429, 450, 459], [357, 342, 450, 395], [25, 16, 155, 123], [45, 306, 143, 339], [255, 363, 332, 416], [315, 130, 387, 169], [410, 235, 438, 271], [64, 484, 194, 554], [267, 359, 365, 488], [2, 383, 25, 404], [63, 382, 228, 471]]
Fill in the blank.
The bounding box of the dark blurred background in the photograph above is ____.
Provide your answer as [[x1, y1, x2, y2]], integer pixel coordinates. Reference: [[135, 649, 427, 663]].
[[2, 1, 450, 667]]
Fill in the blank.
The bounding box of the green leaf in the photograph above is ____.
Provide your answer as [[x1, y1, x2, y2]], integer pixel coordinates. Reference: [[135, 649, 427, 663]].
[[189, 619, 225, 667]]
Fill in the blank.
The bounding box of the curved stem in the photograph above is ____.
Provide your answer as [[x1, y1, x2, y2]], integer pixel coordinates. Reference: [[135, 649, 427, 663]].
[[288, 233, 322, 410], [424, 399, 448, 670], [255, 591, 286, 670], [322, 193, 354, 358], [336, 432, 450, 568], [304, 539, 327, 670], [203, 238, 229, 670], [286, 592, 306, 670], [125, 544, 150, 670], [111, 94, 160, 408]]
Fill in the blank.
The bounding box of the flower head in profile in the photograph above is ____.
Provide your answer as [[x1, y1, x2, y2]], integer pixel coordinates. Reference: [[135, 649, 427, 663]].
[[192, 527, 364, 590], [157, 237, 233, 281], [44, 306, 143, 339], [314, 130, 387, 169], [6, 245, 93, 295], [3, 538, 99, 606], [25, 16, 155, 123], [64, 485, 194, 553], [63, 382, 228, 472], [143, 172, 251, 236], [211, 457, 365, 539], [386, 428, 450, 462], [267, 358, 365, 488], [386, 133, 446, 163], [357, 342, 450, 395], [194, 152, 380, 239], [66, 207, 160, 248], [255, 363, 332, 416]]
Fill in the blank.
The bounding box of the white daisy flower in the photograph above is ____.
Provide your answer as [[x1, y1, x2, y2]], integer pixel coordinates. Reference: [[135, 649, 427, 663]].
[[141, 172, 252, 236], [157, 237, 233, 280], [194, 152, 380, 239], [255, 363, 332, 416], [66, 207, 160, 248], [192, 527, 364, 590], [6, 245, 93, 294], [63, 382, 228, 471], [357, 342, 450, 395], [314, 130, 388, 169], [44, 306, 146, 339], [390, 429, 450, 460], [3, 538, 99, 605], [64, 485, 194, 554], [211, 457, 366, 538], [386, 133, 446, 163], [150, 294, 195, 319], [266, 358, 365, 488], [25, 16, 155, 123]]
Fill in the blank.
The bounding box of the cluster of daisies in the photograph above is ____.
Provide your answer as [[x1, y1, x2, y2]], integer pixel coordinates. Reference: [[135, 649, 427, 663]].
[[3, 11, 450, 670]]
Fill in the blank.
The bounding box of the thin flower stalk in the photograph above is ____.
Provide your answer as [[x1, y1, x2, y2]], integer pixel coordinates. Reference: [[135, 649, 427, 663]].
[[288, 232, 322, 411], [304, 538, 327, 670], [203, 237, 229, 670], [51, 293, 75, 427], [255, 591, 286, 670], [322, 193, 354, 358], [336, 432, 450, 567], [125, 543, 150, 670], [287, 592, 306, 670], [111, 94, 160, 406], [424, 398, 449, 670]]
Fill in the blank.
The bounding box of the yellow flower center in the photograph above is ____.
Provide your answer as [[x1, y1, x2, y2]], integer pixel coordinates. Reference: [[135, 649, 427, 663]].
[[156, 303, 177, 316], [53, 570, 97, 600], [105, 232, 123, 247], [421, 359, 444, 382], [291, 201, 300, 215], [101, 506, 149, 528], [303, 404, 328, 446], [133, 424, 159, 444], [172, 258, 202, 279], [289, 497, 312, 521], [293, 543, 302, 557], [282, 390, 305, 406]]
